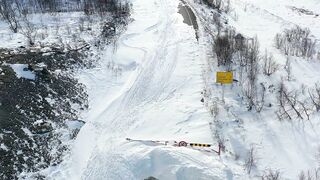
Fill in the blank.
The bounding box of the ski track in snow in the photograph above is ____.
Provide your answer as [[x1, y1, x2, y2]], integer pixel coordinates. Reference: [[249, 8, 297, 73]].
[[52, 0, 228, 179], [40, 0, 320, 179]]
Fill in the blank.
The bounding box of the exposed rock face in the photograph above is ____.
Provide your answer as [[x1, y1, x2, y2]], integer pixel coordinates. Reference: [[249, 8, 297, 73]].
[[0, 49, 88, 179]]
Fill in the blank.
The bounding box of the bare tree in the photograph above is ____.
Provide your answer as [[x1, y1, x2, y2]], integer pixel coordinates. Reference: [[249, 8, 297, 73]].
[[211, 11, 222, 35], [276, 82, 311, 121], [20, 14, 38, 46], [284, 91, 303, 119], [261, 169, 281, 180], [214, 31, 235, 67], [298, 168, 320, 180], [317, 146, 320, 167], [277, 81, 292, 121], [0, 0, 20, 33], [284, 57, 292, 81], [255, 83, 266, 113], [224, 0, 231, 13], [298, 99, 312, 121], [213, 0, 222, 11], [275, 26, 317, 59], [263, 50, 279, 76], [309, 84, 320, 111], [245, 146, 257, 174], [243, 37, 260, 111]]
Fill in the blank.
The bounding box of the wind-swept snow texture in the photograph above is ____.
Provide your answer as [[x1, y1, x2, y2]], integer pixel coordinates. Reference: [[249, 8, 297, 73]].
[[46, 0, 320, 179], [228, 0, 320, 178], [187, 0, 320, 179], [47, 0, 229, 179]]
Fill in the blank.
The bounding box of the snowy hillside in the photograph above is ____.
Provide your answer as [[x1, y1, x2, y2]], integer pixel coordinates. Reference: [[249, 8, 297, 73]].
[[1, 0, 320, 179], [191, 0, 320, 179], [48, 0, 320, 179], [47, 0, 228, 179], [0, 0, 131, 179]]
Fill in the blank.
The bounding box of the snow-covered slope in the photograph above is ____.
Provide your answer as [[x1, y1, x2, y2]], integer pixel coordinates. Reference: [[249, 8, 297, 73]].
[[42, 0, 320, 179], [228, 0, 320, 177], [47, 0, 230, 179], [188, 0, 320, 179]]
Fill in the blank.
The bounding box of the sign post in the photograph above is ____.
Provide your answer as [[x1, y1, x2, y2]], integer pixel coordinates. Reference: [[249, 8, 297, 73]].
[[216, 71, 233, 84], [216, 71, 233, 102]]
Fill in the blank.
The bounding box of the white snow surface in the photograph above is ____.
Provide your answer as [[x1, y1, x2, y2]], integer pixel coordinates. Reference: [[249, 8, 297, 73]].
[[227, 0, 320, 178], [48, 0, 228, 179], [40, 0, 320, 179], [187, 0, 320, 179], [8, 64, 35, 80]]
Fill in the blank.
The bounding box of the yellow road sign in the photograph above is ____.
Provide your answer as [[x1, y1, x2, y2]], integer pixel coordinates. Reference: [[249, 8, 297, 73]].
[[216, 71, 233, 84]]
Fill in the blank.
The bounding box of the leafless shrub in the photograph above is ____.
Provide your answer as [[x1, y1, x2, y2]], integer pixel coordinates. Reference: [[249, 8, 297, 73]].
[[263, 50, 279, 76], [284, 57, 292, 81], [39, 25, 48, 40], [234, 34, 248, 84], [261, 169, 281, 180], [255, 83, 266, 113], [213, 102, 219, 118], [79, 17, 86, 32], [298, 99, 312, 120], [209, 101, 219, 118], [214, 0, 223, 11], [316, 146, 320, 166], [0, 0, 131, 34], [83, 0, 94, 15], [245, 146, 257, 174], [241, 37, 260, 111], [224, 0, 231, 13], [20, 16, 38, 46], [66, 25, 72, 35], [57, 36, 65, 50], [242, 78, 257, 111], [289, 6, 315, 16], [211, 11, 222, 35], [214, 29, 236, 67], [275, 26, 317, 59], [86, 16, 93, 31], [309, 83, 320, 111], [202, 0, 231, 13], [0, 0, 20, 33], [298, 168, 320, 180], [276, 81, 312, 121], [301, 84, 307, 95], [54, 24, 60, 35], [212, 118, 226, 153]]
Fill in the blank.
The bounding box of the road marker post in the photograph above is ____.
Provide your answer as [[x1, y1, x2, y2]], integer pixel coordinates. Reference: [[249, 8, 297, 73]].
[[216, 71, 233, 102]]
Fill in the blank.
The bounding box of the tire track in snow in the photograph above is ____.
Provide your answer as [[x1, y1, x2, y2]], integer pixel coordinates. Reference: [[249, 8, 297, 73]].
[[97, 0, 178, 134], [88, 21, 165, 128], [144, 21, 162, 32], [81, 0, 185, 178]]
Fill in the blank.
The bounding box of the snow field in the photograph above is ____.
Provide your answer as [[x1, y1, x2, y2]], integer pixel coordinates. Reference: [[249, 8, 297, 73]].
[[187, 0, 320, 178], [49, 0, 231, 179]]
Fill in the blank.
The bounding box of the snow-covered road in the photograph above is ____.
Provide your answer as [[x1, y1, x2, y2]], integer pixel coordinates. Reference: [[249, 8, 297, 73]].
[[49, 0, 230, 179]]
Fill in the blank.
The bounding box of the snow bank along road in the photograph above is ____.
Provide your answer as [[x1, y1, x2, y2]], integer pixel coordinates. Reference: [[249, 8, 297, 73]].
[[52, 0, 230, 179]]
